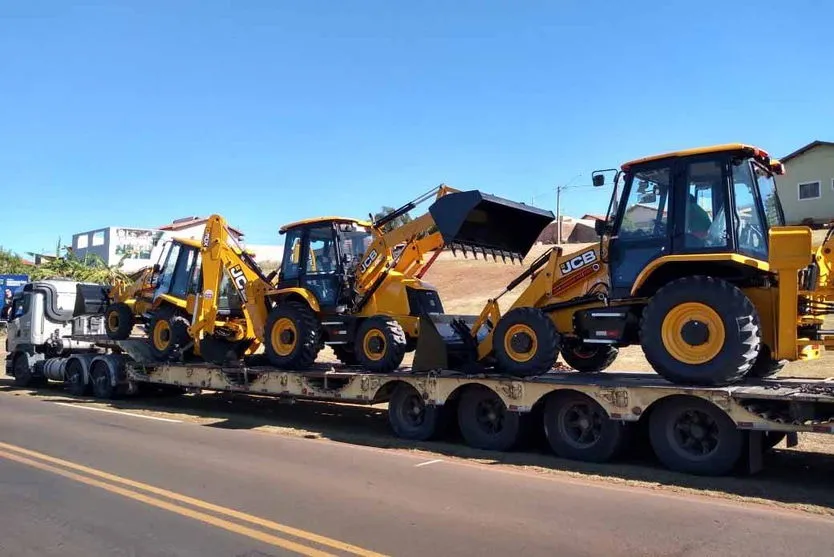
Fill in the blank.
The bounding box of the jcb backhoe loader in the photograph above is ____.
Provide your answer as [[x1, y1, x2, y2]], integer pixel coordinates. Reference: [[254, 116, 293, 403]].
[[99, 234, 265, 362], [415, 144, 834, 386], [261, 185, 554, 372]]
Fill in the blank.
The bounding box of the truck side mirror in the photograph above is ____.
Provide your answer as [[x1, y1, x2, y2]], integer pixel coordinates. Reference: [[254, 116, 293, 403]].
[[594, 219, 608, 236], [592, 174, 605, 187]]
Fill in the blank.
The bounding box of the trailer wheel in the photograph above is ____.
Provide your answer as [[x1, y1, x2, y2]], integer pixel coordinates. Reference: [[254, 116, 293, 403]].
[[331, 345, 359, 366], [543, 391, 628, 463], [65, 358, 91, 396], [640, 276, 760, 386], [388, 384, 439, 441], [493, 307, 559, 377], [649, 396, 742, 476], [104, 302, 134, 340], [560, 343, 618, 373], [355, 316, 407, 373], [12, 354, 34, 387], [90, 360, 117, 399], [265, 301, 321, 369], [457, 386, 521, 451], [149, 308, 190, 361]]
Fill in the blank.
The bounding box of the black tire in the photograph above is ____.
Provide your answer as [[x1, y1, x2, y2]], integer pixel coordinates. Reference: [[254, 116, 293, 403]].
[[331, 345, 359, 366], [493, 307, 559, 377], [640, 276, 760, 386], [264, 301, 321, 369], [749, 345, 785, 379], [561, 343, 618, 373], [457, 386, 521, 451], [12, 354, 33, 387], [90, 360, 118, 399], [649, 396, 743, 476], [543, 391, 629, 463], [388, 384, 439, 441], [104, 302, 134, 340], [148, 307, 191, 361], [355, 316, 407, 373], [65, 358, 92, 396], [199, 336, 248, 365]]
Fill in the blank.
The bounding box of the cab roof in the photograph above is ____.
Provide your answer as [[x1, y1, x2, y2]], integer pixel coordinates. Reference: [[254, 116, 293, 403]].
[[621, 143, 777, 170], [279, 216, 372, 234]]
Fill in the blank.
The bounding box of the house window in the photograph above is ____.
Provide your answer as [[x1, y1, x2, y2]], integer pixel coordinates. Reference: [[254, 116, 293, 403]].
[[75, 234, 88, 249], [798, 181, 821, 200], [92, 230, 105, 246]]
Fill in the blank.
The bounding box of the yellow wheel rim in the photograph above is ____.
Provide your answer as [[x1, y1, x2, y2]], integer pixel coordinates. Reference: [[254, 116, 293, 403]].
[[107, 311, 120, 331], [503, 323, 538, 363], [271, 317, 297, 357], [661, 302, 725, 365], [153, 320, 171, 351], [362, 329, 386, 362]]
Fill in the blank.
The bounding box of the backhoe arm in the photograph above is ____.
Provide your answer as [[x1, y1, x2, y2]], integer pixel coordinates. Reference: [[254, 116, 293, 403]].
[[188, 215, 272, 342]]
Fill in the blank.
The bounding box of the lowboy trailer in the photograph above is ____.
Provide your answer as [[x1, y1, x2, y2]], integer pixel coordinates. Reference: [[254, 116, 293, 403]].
[[23, 333, 834, 478]]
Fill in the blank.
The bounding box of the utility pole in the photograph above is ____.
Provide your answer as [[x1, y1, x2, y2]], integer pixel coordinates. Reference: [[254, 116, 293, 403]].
[[555, 174, 582, 245]]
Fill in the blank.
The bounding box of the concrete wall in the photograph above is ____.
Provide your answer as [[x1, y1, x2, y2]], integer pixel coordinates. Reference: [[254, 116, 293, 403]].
[[777, 144, 834, 225]]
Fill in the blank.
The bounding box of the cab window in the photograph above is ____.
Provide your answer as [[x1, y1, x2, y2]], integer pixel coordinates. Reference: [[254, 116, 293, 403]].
[[280, 229, 303, 281], [618, 167, 670, 239], [684, 160, 728, 249], [731, 159, 767, 259]]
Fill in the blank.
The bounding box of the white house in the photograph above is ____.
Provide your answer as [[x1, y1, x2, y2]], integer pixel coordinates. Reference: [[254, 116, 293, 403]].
[[72, 216, 281, 272], [776, 141, 834, 225]]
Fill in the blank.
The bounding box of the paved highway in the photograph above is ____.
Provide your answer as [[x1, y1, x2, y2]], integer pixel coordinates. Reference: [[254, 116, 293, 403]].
[[1, 393, 832, 557]]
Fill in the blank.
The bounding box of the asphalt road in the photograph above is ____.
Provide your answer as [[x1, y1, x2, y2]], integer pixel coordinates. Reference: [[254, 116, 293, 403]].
[[1, 393, 833, 557]]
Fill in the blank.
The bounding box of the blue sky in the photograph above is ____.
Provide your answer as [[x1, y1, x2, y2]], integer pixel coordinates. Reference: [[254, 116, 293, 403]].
[[2, 1, 832, 255]]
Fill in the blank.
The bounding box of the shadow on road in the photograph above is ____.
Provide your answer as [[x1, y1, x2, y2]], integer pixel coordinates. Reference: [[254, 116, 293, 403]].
[[3, 378, 833, 512]]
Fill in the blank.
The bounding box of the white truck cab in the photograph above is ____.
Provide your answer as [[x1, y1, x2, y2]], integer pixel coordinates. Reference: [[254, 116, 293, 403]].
[[5, 279, 101, 385]]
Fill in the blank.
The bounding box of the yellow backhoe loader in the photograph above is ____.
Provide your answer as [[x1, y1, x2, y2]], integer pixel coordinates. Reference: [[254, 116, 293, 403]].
[[415, 144, 834, 386], [100, 234, 265, 362], [261, 185, 554, 372]]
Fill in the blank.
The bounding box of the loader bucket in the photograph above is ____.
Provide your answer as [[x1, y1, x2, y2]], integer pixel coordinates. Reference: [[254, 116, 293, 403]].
[[73, 283, 111, 317], [412, 313, 489, 372], [429, 191, 554, 260]]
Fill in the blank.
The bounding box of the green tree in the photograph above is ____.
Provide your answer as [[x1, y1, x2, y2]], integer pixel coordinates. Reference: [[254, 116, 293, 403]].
[[29, 248, 128, 284], [373, 206, 413, 233], [0, 248, 29, 275]]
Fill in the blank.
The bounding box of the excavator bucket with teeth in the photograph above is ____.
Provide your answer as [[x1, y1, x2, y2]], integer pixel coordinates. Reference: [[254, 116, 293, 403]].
[[429, 191, 554, 261]]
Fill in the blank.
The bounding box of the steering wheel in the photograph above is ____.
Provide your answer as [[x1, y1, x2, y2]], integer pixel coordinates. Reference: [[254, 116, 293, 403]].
[[740, 223, 765, 250]]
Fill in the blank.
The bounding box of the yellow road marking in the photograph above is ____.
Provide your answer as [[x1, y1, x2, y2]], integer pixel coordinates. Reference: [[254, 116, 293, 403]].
[[0, 441, 387, 557], [0, 449, 333, 557]]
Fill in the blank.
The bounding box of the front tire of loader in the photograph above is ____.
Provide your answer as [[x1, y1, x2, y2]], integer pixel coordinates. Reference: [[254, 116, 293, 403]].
[[264, 301, 321, 370], [104, 302, 134, 340], [493, 307, 559, 377], [355, 317, 407, 373], [640, 276, 760, 386], [149, 308, 191, 361], [560, 343, 618, 373]]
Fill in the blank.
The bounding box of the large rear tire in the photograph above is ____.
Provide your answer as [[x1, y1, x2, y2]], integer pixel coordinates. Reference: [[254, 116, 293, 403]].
[[493, 307, 558, 377], [640, 276, 760, 386], [355, 316, 407, 373], [560, 343, 618, 373], [264, 301, 321, 370], [65, 358, 92, 396], [104, 302, 134, 340]]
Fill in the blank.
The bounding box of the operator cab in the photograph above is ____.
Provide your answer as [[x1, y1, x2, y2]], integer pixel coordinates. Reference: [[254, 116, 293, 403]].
[[152, 238, 243, 315], [594, 144, 786, 298], [278, 217, 374, 309]]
